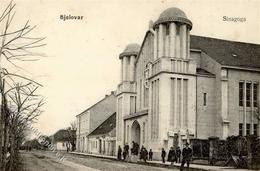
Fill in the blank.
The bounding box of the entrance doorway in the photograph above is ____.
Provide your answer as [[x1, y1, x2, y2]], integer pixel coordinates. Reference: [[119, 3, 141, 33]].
[[131, 120, 141, 146], [99, 139, 102, 153]]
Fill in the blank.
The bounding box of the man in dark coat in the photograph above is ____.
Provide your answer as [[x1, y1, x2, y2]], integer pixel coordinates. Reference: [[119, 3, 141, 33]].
[[123, 144, 129, 160], [176, 146, 181, 163], [168, 147, 176, 165], [143, 148, 148, 162], [140, 145, 145, 160], [161, 148, 166, 163], [180, 143, 192, 171], [140, 146, 148, 162], [117, 145, 122, 161], [149, 149, 153, 161]]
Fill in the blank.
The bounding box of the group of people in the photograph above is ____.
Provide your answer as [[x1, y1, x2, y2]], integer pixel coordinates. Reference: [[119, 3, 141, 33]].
[[117, 142, 192, 171], [162, 142, 192, 171], [161, 146, 182, 164]]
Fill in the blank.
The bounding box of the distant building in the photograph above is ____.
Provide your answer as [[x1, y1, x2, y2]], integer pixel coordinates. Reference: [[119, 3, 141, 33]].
[[76, 91, 116, 152], [52, 129, 76, 151], [116, 7, 260, 159], [88, 113, 116, 156]]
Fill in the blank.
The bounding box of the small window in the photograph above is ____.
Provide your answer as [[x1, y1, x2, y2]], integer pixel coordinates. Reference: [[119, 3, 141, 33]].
[[254, 124, 258, 136], [239, 123, 243, 136], [253, 84, 258, 107], [246, 123, 250, 135], [239, 82, 244, 106], [203, 93, 207, 106], [246, 83, 251, 107]]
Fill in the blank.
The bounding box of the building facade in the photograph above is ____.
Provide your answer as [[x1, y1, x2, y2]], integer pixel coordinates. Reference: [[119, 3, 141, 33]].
[[88, 113, 116, 156], [76, 91, 116, 152], [116, 7, 260, 159]]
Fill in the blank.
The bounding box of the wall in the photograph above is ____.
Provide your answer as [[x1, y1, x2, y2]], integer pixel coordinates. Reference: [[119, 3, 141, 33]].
[[90, 93, 117, 133], [135, 32, 154, 111], [227, 68, 260, 136], [196, 76, 216, 139], [76, 92, 116, 152]]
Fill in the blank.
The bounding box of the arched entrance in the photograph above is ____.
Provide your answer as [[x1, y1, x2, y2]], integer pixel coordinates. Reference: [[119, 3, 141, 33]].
[[131, 120, 141, 146]]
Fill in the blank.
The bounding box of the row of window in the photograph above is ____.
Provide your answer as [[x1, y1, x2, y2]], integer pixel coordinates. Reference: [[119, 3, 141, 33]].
[[239, 123, 258, 136], [239, 82, 258, 107]]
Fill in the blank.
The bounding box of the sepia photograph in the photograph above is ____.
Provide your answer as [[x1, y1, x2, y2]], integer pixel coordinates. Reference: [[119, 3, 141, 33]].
[[0, 0, 259, 170]]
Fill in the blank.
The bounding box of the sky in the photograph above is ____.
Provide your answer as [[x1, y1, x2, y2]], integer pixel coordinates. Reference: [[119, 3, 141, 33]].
[[1, 0, 259, 136]]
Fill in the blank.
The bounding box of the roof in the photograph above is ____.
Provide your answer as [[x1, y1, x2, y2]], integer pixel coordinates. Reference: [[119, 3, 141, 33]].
[[119, 43, 140, 59], [153, 7, 192, 29], [76, 91, 116, 117], [190, 35, 260, 69], [124, 43, 140, 53], [196, 68, 215, 77], [88, 112, 116, 137]]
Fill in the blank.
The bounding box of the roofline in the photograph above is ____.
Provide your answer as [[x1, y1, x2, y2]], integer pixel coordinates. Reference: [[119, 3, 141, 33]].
[[135, 33, 260, 66], [87, 112, 116, 137], [190, 34, 260, 46], [222, 65, 260, 72], [76, 92, 116, 117], [135, 29, 154, 64], [88, 128, 116, 138]]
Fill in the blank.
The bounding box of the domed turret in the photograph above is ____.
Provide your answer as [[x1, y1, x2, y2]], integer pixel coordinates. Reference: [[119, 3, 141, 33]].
[[119, 43, 140, 82], [119, 43, 140, 59], [153, 7, 192, 29], [153, 7, 192, 60]]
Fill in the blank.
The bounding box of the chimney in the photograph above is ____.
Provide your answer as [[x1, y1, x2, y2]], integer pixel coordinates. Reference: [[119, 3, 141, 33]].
[[148, 20, 154, 29]]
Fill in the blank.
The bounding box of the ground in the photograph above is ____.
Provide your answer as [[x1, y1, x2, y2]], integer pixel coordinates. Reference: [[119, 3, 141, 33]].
[[21, 150, 178, 171]]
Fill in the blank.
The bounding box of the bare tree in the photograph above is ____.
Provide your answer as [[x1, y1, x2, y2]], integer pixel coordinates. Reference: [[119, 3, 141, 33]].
[[7, 82, 44, 170], [0, 1, 45, 170]]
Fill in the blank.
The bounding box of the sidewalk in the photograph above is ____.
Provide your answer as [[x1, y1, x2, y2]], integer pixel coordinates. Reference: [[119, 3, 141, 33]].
[[69, 152, 254, 171]]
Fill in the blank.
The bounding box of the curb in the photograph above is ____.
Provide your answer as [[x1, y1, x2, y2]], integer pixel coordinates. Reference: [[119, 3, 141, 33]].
[[69, 152, 214, 171]]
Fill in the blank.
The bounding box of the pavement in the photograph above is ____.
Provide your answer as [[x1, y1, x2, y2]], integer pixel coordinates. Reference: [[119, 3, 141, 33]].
[[21, 151, 100, 171], [22, 150, 177, 171], [70, 151, 257, 171]]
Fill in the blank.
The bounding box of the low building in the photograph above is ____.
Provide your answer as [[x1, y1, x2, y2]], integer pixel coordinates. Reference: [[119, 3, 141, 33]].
[[52, 129, 76, 151], [88, 113, 116, 156], [76, 91, 116, 152]]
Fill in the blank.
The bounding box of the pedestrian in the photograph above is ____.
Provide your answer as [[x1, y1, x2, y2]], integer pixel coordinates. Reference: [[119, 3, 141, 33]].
[[123, 150, 126, 160], [161, 148, 166, 163], [140, 146, 148, 162], [123, 144, 129, 161], [180, 142, 192, 171], [131, 141, 135, 154], [117, 145, 122, 161], [143, 148, 148, 162], [149, 149, 153, 161], [140, 145, 145, 160], [176, 146, 181, 163], [168, 147, 176, 165]]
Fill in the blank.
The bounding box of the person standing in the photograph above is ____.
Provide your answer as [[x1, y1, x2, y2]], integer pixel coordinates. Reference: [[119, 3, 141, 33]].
[[125, 144, 129, 160], [180, 143, 192, 171], [161, 148, 166, 163], [176, 146, 181, 163], [140, 146, 148, 163], [140, 145, 145, 160], [117, 145, 122, 161], [168, 147, 176, 165], [143, 148, 148, 163], [149, 149, 153, 161]]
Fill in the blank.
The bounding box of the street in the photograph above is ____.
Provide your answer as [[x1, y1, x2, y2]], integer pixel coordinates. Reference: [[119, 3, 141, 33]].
[[21, 151, 178, 171]]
